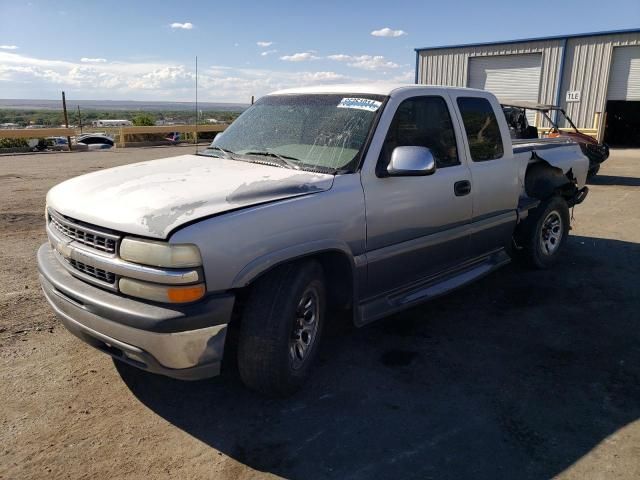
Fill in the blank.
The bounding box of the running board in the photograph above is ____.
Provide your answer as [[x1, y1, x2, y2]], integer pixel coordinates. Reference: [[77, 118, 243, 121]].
[[356, 250, 511, 327]]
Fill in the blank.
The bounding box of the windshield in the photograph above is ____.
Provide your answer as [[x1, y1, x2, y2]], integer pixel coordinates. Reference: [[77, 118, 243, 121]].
[[204, 93, 385, 173]]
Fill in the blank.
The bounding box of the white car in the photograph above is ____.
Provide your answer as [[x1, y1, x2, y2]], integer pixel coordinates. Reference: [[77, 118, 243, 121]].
[[74, 134, 115, 151]]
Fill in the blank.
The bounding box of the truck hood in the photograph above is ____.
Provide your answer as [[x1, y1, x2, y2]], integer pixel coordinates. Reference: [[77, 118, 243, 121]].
[[46, 154, 334, 239]]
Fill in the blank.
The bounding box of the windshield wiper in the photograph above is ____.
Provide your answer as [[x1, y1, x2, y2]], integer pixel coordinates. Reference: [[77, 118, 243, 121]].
[[198, 146, 236, 159], [243, 150, 301, 170]]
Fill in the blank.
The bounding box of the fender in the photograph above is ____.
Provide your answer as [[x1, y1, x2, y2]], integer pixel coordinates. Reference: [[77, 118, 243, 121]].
[[231, 239, 363, 289], [525, 157, 575, 200]]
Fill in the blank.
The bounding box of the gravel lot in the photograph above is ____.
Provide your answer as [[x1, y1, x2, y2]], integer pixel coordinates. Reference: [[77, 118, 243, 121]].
[[1, 146, 639, 479]]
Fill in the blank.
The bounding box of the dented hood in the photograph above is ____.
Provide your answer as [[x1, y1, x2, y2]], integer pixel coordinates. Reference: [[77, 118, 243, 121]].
[[46, 154, 334, 239]]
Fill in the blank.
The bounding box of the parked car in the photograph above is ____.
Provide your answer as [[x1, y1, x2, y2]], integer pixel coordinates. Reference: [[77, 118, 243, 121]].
[[501, 101, 609, 179], [32, 137, 69, 151], [38, 85, 590, 396], [74, 134, 115, 151]]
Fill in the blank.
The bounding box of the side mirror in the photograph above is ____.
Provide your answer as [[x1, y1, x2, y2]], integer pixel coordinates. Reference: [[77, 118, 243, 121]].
[[387, 146, 436, 177]]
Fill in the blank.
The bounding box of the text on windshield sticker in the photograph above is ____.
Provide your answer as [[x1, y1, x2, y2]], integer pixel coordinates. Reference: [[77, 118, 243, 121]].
[[337, 98, 382, 112]]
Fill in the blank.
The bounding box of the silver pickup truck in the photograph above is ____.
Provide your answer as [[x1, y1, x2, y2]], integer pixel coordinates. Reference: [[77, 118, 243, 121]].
[[38, 85, 589, 395]]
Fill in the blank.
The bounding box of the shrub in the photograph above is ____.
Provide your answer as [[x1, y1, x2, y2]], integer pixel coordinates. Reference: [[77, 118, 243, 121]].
[[0, 138, 29, 148]]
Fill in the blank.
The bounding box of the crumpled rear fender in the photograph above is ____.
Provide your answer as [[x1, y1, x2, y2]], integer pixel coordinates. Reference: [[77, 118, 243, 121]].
[[525, 156, 588, 207]]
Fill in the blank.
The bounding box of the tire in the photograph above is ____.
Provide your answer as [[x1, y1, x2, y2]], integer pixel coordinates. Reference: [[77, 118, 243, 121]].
[[237, 260, 326, 396], [515, 196, 570, 269]]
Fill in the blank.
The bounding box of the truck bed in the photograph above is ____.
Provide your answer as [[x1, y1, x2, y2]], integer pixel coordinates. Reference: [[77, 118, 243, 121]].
[[512, 136, 578, 153], [512, 137, 589, 188]]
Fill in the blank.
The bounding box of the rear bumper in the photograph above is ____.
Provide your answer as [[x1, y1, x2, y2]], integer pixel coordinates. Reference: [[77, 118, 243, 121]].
[[581, 142, 609, 167], [568, 186, 589, 207], [37, 244, 234, 380]]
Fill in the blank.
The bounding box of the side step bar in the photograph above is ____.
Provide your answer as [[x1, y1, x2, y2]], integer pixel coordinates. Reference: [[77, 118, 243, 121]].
[[356, 250, 511, 326]]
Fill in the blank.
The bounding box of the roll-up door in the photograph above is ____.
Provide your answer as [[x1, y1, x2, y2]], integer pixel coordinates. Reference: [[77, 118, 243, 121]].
[[468, 53, 542, 124], [607, 45, 640, 101]]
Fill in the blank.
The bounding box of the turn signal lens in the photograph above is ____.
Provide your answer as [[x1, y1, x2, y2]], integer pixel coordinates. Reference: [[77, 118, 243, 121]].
[[119, 278, 205, 303], [167, 284, 206, 303]]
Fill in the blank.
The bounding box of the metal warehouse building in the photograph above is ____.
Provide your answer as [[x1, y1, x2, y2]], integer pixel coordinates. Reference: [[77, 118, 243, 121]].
[[415, 28, 640, 147]]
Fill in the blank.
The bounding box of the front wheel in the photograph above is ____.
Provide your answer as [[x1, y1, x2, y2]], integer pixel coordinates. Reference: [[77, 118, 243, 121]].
[[237, 260, 326, 396], [514, 196, 570, 269]]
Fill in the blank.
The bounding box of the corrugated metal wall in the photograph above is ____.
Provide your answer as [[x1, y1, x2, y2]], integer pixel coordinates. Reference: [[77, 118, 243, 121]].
[[418, 39, 563, 108], [417, 31, 640, 131], [561, 33, 640, 128]]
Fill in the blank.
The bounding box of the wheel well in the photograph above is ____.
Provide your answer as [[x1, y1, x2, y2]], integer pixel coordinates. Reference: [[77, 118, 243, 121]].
[[231, 250, 355, 322], [525, 160, 578, 202], [313, 251, 354, 311]]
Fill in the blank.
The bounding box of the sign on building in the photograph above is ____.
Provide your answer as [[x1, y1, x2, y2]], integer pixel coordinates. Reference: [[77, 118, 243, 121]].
[[566, 90, 581, 102]]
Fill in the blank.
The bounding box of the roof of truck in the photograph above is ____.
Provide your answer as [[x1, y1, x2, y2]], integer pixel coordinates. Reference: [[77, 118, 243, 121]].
[[270, 83, 487, 96]]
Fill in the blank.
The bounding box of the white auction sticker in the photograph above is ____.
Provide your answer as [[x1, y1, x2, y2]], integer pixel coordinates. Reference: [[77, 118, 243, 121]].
[[337, 97, 382, 112]]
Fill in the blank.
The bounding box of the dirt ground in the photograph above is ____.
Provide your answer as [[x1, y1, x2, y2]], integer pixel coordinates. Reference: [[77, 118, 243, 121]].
[[1, 146, 639, 480]]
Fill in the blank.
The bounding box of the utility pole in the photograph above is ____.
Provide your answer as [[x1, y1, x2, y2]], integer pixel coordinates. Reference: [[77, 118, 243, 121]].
[[194, 55, 198, 150], [251, 95, 254, 105], [77, 105, 83, 134], [62, 91, 72, 151]]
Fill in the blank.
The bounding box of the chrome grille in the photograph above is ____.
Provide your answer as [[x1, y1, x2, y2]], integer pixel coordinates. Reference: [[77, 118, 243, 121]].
[[48, 210, 119, 254], [68, 258, 116, 284]]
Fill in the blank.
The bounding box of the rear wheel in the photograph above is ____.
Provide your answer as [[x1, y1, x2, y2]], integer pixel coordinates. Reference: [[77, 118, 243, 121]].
[[237, 260, 326, 396], [515, 196, 570, 269]]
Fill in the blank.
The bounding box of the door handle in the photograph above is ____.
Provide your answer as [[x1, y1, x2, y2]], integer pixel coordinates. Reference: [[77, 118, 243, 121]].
[[454, 180, 471, 196]]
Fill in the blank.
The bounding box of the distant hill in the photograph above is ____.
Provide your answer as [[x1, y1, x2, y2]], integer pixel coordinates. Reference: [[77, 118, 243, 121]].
[[0, 99, 249, 112]]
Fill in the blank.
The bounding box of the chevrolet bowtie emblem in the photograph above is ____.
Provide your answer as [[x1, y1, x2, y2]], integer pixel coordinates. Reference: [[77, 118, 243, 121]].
[[55, 240, 73, 259]]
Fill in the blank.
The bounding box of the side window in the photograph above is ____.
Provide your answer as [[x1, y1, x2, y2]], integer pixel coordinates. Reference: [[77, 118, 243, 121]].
[[456, 97, 504, 161], [380, 96, 459, 170]]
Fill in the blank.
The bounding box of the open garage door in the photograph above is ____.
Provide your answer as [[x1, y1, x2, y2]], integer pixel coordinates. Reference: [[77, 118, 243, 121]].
[[468, 53, 542, 124], [605, 45, 640, 147]]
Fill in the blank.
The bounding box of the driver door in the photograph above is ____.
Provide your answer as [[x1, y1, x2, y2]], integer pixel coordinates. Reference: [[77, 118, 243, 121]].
[[360, 94, 473, 298]]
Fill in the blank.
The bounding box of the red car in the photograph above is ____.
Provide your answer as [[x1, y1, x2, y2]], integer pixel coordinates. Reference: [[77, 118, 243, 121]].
[[502, 102, 609, 179]]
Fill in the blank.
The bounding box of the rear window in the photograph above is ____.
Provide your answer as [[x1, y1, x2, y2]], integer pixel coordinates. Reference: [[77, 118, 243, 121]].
[[457, 97, 504, 161]]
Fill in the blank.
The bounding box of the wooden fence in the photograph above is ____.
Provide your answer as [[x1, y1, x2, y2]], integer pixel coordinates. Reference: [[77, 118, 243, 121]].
[[536, 127, 599, 139], [0, 124, 227, 147], [1, 123, 599, 147]]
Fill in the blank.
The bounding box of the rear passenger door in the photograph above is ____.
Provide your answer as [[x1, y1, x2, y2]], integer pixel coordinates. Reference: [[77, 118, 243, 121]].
[[361, 93, 473, 298], [449, 93, 521, 257]]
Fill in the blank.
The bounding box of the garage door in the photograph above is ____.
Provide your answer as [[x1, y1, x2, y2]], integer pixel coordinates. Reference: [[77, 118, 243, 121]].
[[468, 53, 542, 123], [607, 45, 640, 100]]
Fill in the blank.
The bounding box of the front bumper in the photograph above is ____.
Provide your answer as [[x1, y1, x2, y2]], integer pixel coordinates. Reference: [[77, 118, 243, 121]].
[[37, 244, 234, 380]]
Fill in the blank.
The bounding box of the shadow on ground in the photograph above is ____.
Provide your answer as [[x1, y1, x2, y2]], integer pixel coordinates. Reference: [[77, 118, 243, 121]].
[[117, 235, 640, 479], [588, 175, 640, 187]]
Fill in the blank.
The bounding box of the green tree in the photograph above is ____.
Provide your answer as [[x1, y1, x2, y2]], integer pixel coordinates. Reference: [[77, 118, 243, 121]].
[[132, 113, 155, 126]]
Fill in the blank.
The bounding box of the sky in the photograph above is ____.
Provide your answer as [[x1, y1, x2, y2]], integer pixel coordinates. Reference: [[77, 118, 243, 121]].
[[1, 0, 638, 103]]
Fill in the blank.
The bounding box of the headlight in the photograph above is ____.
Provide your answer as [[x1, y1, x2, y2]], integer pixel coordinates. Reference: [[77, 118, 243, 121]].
[[120, 237, 202, 268]]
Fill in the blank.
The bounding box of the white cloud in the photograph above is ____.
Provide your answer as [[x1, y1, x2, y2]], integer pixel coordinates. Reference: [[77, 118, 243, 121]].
[[170, 22, 193, 30], [370, 27, 407, 38], [200, 66, 351, 100], [128, 65, 195, 90], [257, 41, 273, 47], [280, 52, 319, 62], [260, 49, 278, 57], [328, 54, 400, 70], [80, 57, 107, 63], [327, 54, 350, 62], [0, 45, 18, 50], [301, 71, 346, 82], [390, 70, 414, 82], [0, 51, 403, 102]]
